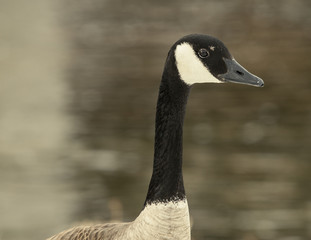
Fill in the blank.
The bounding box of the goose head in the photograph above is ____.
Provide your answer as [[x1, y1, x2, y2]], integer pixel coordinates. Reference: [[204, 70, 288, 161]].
[[173, 34, 264, 87]]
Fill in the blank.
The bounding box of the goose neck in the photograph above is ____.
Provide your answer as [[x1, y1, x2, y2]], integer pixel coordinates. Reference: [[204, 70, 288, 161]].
[[145, 64, 190, 204]]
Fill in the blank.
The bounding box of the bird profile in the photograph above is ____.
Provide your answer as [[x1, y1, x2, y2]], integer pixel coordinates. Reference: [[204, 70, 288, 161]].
[[47, 34, 264, 240]]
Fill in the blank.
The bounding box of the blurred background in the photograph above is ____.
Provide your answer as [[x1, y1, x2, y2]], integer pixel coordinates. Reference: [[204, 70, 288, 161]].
[[0, 0, 310, 239]]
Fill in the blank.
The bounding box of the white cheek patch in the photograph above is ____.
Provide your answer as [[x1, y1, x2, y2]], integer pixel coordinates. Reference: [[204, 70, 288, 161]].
[[175, 42, 222, 85]]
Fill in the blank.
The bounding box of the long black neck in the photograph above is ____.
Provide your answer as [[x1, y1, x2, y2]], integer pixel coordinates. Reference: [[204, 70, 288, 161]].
[[144, 53, 191, 205]]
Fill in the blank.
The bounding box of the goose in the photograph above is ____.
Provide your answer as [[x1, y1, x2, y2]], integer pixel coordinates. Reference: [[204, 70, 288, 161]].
[[47, 34, 264, 240]]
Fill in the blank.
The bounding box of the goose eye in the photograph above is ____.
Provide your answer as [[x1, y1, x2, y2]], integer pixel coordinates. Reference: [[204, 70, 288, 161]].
[[198, 48, 209, 58]]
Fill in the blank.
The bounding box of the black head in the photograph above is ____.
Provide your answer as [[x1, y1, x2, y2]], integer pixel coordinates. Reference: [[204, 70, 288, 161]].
[[172, 34, 264, 87]]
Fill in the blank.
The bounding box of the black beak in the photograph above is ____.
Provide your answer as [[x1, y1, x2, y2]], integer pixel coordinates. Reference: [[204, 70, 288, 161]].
[[218, 58, 264, 87]]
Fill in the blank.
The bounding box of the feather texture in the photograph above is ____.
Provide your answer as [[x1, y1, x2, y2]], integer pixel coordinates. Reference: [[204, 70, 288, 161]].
[[47, 201, 190, 240]]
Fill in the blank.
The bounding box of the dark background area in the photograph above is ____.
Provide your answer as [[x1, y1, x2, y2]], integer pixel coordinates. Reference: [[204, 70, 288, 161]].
[[0, 0, 310, 239]]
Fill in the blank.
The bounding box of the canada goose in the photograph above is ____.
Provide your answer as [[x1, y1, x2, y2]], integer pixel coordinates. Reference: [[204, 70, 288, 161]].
[[47, 34, 264, 240]]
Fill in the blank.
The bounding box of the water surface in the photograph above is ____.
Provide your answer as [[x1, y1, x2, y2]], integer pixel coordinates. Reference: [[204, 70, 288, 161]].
[[0, 0, 311, 240]]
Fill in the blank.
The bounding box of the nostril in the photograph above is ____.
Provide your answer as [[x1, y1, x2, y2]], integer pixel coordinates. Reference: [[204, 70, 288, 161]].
[[236, 70, 244, 76]]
